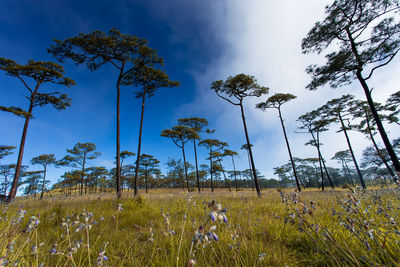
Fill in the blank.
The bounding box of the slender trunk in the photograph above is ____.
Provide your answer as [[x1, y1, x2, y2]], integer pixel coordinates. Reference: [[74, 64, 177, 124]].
[[116, 63, 125, 199], [193, 139, 200, 193], [209, 147, 214, 193], [231, 156, 238, 192], [80, 155, 86, 196], [4, 175, 7, 196], [338, 112, 365, 188], [134, 89, 146, 197], [240, 103, 261, 196], [40, 166, 47, 200], [346, 27, 400, 179], [318, 148, 325, 191], [145, 168, 148, 193], [8, 84, 40, 202], [246, 151, 254, 190], [365, 109, 396, 179], [217, 157, 231, 192], [181, 144, 190, 193], [342, 160, 354, 186], [278, 108, 301, 191]]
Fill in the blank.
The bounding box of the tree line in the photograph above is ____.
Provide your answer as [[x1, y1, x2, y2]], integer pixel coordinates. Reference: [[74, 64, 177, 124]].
[[1, 0, 400, 199]]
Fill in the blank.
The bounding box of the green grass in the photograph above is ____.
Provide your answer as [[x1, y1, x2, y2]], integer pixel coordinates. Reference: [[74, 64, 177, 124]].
[[0, 187, 399, 266]]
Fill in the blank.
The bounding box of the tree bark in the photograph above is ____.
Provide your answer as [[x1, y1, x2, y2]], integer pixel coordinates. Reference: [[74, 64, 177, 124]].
[[209, 147, 214, 193], [181, 144, 190, 193], [8, 84, 40, 202], [278, 108, 301, 191], [40, 166, 47, 200], [134, 89, 146, 197], [364, 108, 396, 180], [116, 62, 125, 199], [240, 103, 261, 196], [193, 139, 200, 193]]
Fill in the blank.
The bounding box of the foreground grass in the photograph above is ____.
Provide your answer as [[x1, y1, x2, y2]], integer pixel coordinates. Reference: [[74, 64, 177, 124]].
[[0, 187, 399, 266]]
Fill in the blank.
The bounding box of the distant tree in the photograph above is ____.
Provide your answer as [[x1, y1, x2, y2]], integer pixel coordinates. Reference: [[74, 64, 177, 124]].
[[119, 151, 135, 190], [0, 164, 16, 196], [210, 149, 232, 192], [320, 95, 365, 188], [0, 58, 74, 201], [199, 139, 223, 192], [256, 93, 301, 191], [85, 167, 108, 194], [211, 74, 268, 196], [0, 146, 16, 161], [302, 0, 400, 177], [223, 149, 239, 191], [161, 126, 198, 192], [31, 154, 57, 199], [273, 164, 292, 187], [166, 158, 186, 190], [21, 170, 43, 197], [178, 117, 208, 193], [298, 110, 335, 191], [59, 143, 101, 195], [138, 154, 160, 193], [332, 150, 355, 186], [60, 170, 82, 195]]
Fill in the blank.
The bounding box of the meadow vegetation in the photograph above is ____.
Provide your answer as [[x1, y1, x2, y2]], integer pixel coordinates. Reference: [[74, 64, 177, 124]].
[[1, 185, 399, 266]]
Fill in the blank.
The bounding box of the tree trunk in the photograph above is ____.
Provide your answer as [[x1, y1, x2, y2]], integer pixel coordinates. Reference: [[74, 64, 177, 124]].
[[364, 108, 396, 180], [145, 168, 148, 194], [40, 166, 47, 200], [8, 85, 39, 202], [193, 139, 201, 193], [181, 144, 190, 193], [338, 112, 365, 188], [231, 156, 238, 192], [116, 63, 125, 199], [134, 89, 146, 197], [240, 104, 261, 196], [346, 28, 400, 179], [80, 155, 86, 196], [278, 108, 301, 191], [209, 147, 214, 193]]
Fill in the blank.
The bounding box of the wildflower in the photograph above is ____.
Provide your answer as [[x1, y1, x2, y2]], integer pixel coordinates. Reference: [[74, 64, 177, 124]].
[[258, 252, 266, 261], [97, 242, 109, 266], [187, 259, 196, 266], [24, 216, 40, 233], [117, 203, 123, 212]]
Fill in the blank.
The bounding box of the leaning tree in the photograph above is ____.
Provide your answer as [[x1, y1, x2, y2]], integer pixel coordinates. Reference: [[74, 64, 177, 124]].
[[302, 0, 400, 176], [0, 58, 74, 201], [31, 154, 57, 199], [298, 110, 335, 191], [256, 93, 301, 191], [211, 74, 268, 196], [320, 95, 366, 188]]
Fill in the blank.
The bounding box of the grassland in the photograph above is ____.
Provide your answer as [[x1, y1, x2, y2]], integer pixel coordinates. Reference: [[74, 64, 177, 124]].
[[0, 187, 399, 266]]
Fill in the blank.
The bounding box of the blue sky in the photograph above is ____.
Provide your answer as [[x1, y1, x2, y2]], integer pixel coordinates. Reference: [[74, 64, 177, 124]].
[[1, 0, 400, 189]]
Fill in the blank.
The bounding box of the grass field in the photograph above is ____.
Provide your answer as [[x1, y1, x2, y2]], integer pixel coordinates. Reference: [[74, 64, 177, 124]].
[[0, 186, 399, 266]]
